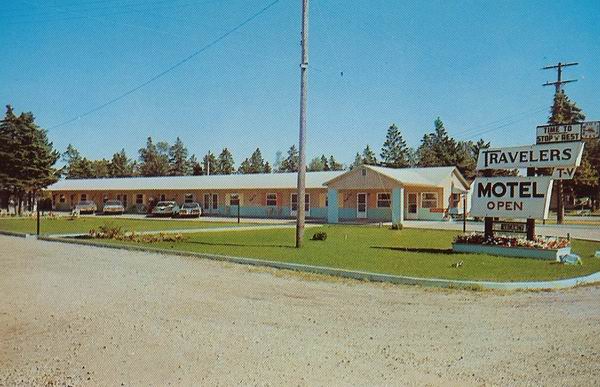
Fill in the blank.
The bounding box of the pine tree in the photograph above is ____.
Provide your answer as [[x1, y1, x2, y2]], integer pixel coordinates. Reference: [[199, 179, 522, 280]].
[[138, 137, 169, 176], [328, 155, 343, 171], [362, 145, 377, 165], [279, 145, 299, 172], [351, 152, 362, 169], [168, 137, 189, 176], [238, 158, 252, 174], [110, 149, 135, 177], [308, 156, 325, 172], [188, 154, 203, 175], [380, 124, 409, 168], [248, 148, 266, 173], [264, 161, 272, 173], [91, 159, 110, 178], [62, 144, 94, 179], [549, 90, 586, 223], [216, 148, 235, 175]]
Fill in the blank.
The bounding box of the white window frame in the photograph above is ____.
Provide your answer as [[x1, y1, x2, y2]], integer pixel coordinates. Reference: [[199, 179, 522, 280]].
[[421, 192, 438, 209], [266, 193, 277, 206], [184, 193, 194, 203], [230, 193, 240, 206], [356, 192, 367, 218], [376, 192, 391, 208]]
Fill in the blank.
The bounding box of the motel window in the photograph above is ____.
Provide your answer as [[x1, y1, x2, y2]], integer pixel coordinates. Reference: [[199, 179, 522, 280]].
[[136, 194, 144, 204], [103, 194, 109, 203], [184, 193, 194, 203], [361, 169, 367, 176], [160, 194, 166, 201], [266, 193, 277, 206], [80, 193, 87, 202], [59, 194, 66, 203], [421, 192, 438, 209], [230, 193, 240, 206], [377, 193, 391, 208]]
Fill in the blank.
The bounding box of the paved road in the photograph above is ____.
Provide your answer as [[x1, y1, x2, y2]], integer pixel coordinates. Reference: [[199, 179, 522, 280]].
[[1, 236, 599, 386]]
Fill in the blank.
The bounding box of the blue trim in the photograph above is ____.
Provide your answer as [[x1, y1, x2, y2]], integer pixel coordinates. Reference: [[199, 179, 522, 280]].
[[327, 189, 339, 223]]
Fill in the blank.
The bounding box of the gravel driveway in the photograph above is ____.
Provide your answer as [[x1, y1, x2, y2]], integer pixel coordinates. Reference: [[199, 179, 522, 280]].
[[1, 235, 599, 386]]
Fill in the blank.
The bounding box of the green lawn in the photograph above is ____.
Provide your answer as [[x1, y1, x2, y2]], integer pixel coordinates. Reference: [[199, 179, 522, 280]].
[[0, 216, 244, 235], [95, 225, 600, 282]]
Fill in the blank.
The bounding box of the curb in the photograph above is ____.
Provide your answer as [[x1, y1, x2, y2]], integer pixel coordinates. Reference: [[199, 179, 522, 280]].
[[36, 235, 600, 291], [0, 230, 29, 238]]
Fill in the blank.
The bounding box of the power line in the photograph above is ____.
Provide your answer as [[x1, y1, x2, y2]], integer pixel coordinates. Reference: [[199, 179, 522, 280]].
[[48, 0, 281, 130]]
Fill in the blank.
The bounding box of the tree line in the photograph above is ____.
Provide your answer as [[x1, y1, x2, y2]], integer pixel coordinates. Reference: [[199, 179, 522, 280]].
[[61, 139, 347, 179]]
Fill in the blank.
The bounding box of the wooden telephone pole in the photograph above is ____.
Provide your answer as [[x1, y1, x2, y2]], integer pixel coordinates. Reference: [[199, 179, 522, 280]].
[[542, 61, 578, 225], [296, 0, 309, 248]]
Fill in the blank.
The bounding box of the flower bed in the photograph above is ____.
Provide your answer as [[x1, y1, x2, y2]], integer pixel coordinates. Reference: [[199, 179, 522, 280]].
[[453, 233, 571, 261], [89, 223, 187, 243]]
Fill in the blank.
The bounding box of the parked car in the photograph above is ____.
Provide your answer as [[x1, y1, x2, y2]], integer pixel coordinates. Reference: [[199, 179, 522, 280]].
[[151, 201, 180, 217], [178, 202, 202, 218], [103, 200, 125, 215], [74, 200, 97, 214]]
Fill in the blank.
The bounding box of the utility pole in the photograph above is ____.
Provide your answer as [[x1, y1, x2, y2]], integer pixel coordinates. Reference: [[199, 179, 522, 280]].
[[542, 61, 578, 225], [296, 0, 309, 248]]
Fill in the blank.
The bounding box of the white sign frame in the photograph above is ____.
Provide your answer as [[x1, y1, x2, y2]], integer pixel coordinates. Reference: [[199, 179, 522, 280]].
[[470, 176, 553, 220], [476, 142, 584, 170], [581, 121, 600, 140], [536, 123, 582, 144]]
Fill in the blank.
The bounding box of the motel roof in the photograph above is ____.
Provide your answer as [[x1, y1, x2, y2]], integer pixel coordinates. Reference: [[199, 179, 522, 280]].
[[47, 166, 469, 192], [323, 165, 469, 190], [47, 171, 345, 191]]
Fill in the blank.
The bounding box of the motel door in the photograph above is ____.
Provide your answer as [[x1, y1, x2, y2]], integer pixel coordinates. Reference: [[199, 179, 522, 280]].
[[211, 193, 219, 214], [357, 193, 367, 219], [406, 193, 418, 220], [290, 193, 310, 217]]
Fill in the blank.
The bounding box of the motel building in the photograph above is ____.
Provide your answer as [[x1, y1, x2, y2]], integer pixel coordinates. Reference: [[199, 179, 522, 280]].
[[47, 165, 470, 223]]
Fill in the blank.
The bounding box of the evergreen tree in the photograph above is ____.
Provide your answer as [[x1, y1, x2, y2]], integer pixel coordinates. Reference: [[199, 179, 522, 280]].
[[168, 137, 189, 176], [0, 106, 59, 213], [248, 148, 267, 173], [380, 124, 410, 168], [138, 137, 169, 176], [279, 145, 299, 172], [91, 159, 110, 178], [238, 158, 252, 174], [351, 152, 362, 169], [62, 144, 94, 179], [548, 90, 586, 222], [188, 154, 203, 175], [321, 155, 330, 171], [362, 145, 377, 165], [264, 161, 272, 173], [216, 148, 235, 175], [109, 149, 135, 177], [308, 156, 325, 172], [203, 151, 217, 175], [417, 118, 458, 167], [328, 155, 344, 171]]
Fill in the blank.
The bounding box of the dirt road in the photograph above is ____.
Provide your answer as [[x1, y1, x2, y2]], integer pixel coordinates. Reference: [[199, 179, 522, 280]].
[[1, 235, 599, 386]]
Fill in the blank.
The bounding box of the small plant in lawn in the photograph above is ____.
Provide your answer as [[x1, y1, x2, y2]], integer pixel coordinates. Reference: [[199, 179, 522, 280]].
[[390, 223, 403, 230], [311, 231, 328, 241]]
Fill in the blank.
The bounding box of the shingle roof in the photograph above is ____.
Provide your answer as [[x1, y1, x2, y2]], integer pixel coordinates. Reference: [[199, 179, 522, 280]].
[[365, 165, 460, 186], [47, 171, 345, 191]]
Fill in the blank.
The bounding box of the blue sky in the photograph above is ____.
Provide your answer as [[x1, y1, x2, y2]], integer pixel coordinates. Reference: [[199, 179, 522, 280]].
[[1, 0, 599, 166]]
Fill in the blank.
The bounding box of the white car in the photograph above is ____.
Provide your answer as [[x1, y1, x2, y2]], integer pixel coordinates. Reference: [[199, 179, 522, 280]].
[[151, 201, 180, 217], [178, 202, 202, 218], [74, 200, 97, 214], [103, 200, 125, 215]]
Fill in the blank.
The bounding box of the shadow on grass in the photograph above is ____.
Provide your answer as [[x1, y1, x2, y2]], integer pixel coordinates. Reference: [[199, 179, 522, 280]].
[[186, 240, 295, 249], [371, 246, 454, 254]]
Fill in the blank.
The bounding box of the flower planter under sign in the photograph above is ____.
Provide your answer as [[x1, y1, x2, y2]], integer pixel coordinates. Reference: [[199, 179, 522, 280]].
[[452, 243, 571, 261]]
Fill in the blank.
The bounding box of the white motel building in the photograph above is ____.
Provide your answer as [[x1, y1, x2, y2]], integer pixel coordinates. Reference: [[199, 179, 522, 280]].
[[47, 165, 470, 223]]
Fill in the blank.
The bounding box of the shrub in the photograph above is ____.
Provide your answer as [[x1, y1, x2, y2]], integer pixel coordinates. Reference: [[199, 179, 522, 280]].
[[390, 223, 403, 230], [311, 231, 328, 241], [454, 232, 570, 249], [89, 224, 186, 244]]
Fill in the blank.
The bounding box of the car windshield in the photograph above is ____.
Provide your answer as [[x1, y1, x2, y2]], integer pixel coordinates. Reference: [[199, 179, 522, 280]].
[[78, 201, 93, 205], [105, 200, 122, 205], [182, 203, 198, 208], [155, 201, 174, 207]]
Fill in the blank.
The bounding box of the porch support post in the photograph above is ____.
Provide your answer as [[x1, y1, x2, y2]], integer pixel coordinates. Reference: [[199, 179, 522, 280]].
[[392, 187, 404, 225], [327, 188, 338, 224]]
